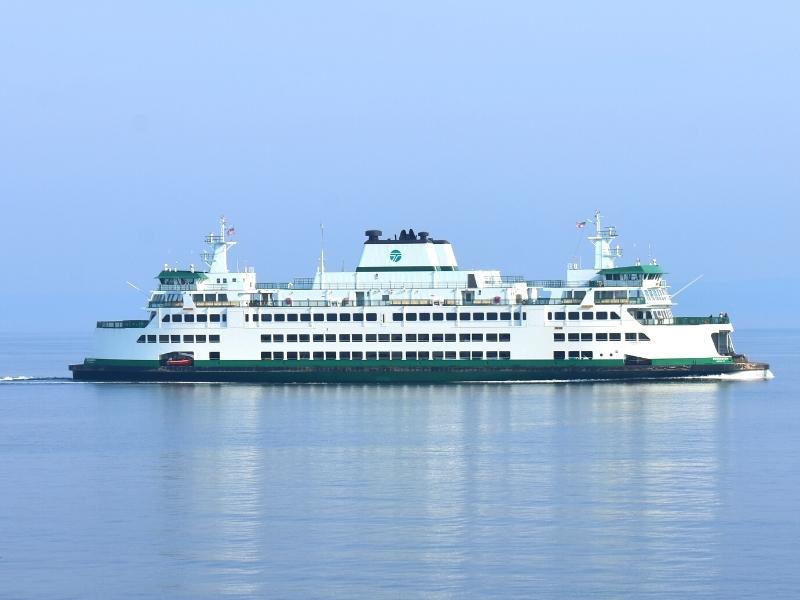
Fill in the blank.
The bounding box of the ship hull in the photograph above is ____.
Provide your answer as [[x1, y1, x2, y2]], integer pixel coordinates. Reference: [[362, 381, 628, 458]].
[[70, 359, 771, 384]]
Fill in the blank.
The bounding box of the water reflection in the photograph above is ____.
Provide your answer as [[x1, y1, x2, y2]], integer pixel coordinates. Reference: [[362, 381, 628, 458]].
[[147, 381, 729, 598]]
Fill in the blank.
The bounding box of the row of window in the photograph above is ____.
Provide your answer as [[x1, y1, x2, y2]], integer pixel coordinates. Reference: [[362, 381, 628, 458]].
[[138, 334, 221, 344], [553, 332, 650, 342], [261, 333, 512, 343], [259, 351, 512, 361], [548, 311, 620, 321], [245, 311, 526, 323], [162, 314, 227, 323], [554, 351, 594, 359]]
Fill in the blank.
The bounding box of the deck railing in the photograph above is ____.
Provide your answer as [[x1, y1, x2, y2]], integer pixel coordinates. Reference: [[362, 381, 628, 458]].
[[97, 320, 150, 328], [640, 316, 730, 326]]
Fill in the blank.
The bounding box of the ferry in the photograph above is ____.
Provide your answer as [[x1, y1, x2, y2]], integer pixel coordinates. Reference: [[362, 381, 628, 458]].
[[70, 213, 771, 383]]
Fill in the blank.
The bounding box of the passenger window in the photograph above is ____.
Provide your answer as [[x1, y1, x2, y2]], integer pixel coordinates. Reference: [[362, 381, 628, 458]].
[[553, 333, 565, 342], [596, 312, 608, 320], [568, 312, 579, 320], [433, 313, 444, 321], [553, 351, 566, 360]]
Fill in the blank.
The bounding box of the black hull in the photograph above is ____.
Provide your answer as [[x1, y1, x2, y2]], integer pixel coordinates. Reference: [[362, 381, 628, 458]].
[[69, 361, 770, 384]]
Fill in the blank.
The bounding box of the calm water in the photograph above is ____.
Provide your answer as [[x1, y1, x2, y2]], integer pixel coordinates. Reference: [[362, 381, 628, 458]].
[[0, 331, 797, 599]]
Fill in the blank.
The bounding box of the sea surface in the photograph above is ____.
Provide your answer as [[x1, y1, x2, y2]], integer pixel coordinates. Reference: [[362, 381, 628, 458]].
[[0, 330, 797, 599]]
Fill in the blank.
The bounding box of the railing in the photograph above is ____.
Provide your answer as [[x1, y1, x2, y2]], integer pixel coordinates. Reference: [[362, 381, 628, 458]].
[[247, 299, 521, 308], [525, 298, 582, 305], [256, 278, 528, 291], [159, 284, 196, 291], [526, 279, 647, 289], [595, 297, 646, 305], [194, 301, 239, 307], [97, 320, 150, 328], [640, 316, 730, 326], [148, 301, 184, 308]]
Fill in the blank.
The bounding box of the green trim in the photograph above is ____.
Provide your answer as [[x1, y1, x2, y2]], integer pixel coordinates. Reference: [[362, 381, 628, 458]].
[[598, 265, 664, 275], [355, 266, 458, 272], [157, 270, 207, 280], [650, 356, 732, 366], [84, 356, 733, 369]]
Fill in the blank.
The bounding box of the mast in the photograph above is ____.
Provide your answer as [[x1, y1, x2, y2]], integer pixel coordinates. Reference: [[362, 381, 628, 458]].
[[587, 210, 622, 270], [201, 215, 237, 273]]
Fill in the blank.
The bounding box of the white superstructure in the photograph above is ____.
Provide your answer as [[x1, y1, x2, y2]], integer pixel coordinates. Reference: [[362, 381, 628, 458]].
[[80, 211, 755, 378]]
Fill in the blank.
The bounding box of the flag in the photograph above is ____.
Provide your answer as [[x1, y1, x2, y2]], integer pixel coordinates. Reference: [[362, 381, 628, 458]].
[[576, 221, 587, 229], [227, 227, 236, 236]]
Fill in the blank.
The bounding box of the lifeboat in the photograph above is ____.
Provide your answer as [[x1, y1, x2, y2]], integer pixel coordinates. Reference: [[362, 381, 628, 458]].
[[166, 357, 193, 367]]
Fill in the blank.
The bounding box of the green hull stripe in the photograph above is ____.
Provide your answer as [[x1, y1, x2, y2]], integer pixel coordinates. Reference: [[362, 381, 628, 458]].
[[80, 357, 735, 369]]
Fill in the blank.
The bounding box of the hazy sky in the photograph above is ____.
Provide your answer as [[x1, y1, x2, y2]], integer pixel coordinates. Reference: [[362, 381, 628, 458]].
[[2, 1, 798, 332]]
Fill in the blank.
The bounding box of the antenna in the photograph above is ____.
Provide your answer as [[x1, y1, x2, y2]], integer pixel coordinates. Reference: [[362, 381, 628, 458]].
[[126, 281, 147, 296], [319, 223, 325, 289], [672, 274, 704, 299]]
